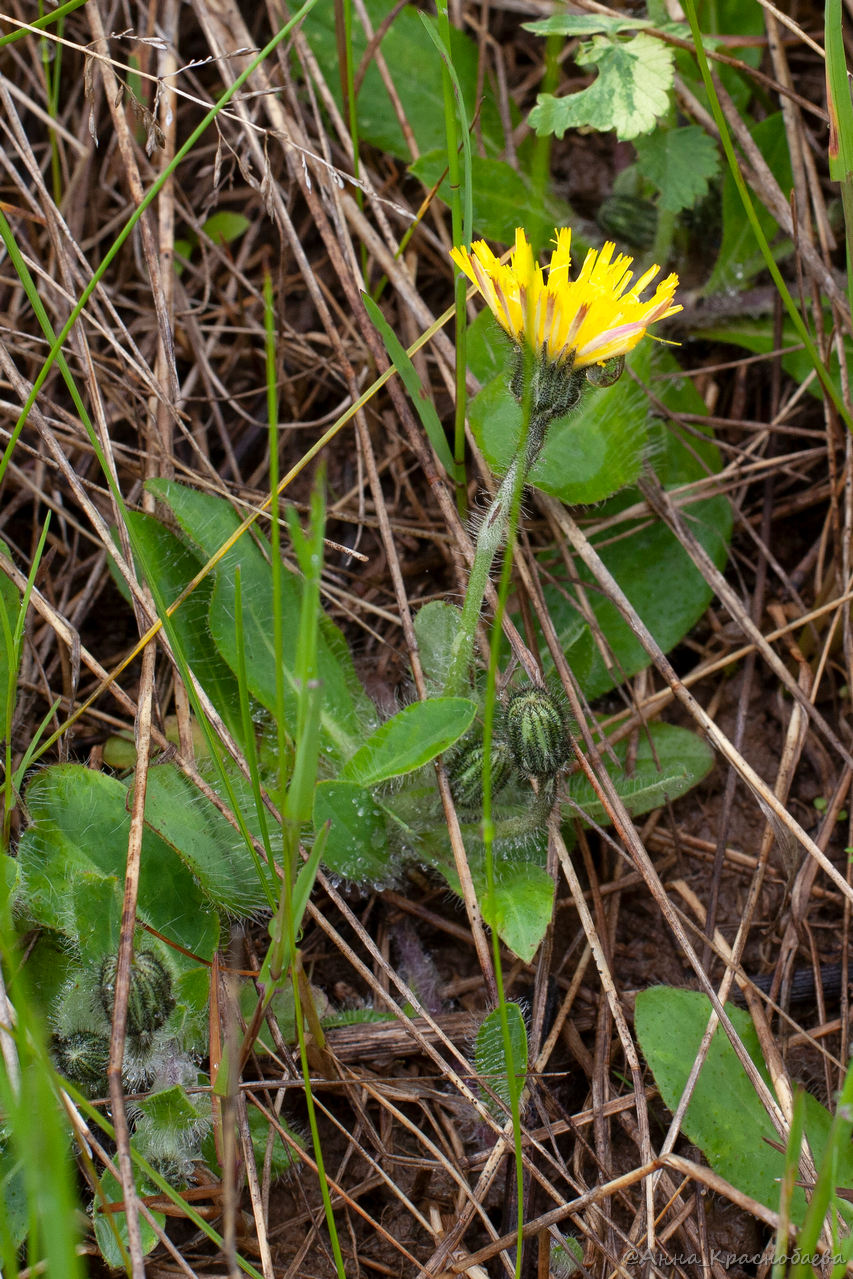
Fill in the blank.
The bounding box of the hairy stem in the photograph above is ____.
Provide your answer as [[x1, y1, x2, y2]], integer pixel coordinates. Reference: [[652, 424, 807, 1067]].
[[445, 414, 550, 696]]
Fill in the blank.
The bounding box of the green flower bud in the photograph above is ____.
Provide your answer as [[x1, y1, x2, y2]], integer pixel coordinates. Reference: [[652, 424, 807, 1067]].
[[597, 195, 657, 250], [509, 348, 587, 421], [52, 1030, 110, 1089], [99, 950, 175, 1046], [505, 687, 572, 780], [449, 739, 515, 810]]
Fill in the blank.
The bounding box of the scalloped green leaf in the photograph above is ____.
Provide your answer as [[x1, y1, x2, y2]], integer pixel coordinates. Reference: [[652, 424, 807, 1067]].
[[634, 125, 720, 213], [529, 33, 674, 141]]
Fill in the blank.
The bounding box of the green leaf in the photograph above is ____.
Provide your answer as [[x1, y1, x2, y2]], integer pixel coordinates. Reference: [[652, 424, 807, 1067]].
[[16, 765, 220, 962], [524, 15, 653, 37], [147, 479, 378, 762], [471, 340, 659, 506], [466, 308, 510, 385], [313, 780, 390, 883], [300, 0, 505, 162], [693, 314, 853, 406], [94, 1167, 163, 1268], [341, 697, 476, 787], [124, 510, 244, 743], [413, 601, 462, 693], [527, 347, 732, 700], [475, 1003, 528, 1118], [529, 33, 674, 141], [142, 765, 271, 916], [544, 491, 731, 700], [0, 1144, 27, 1251], [481, 862, 555, 963], [634, 125, 719, 213], [201, 210, 250, 246], [136, 1082, 204, 1128], [408, 151, 574, 248], [635, 989, 853, 1230], [673, 0, 764, 117], [703, 113, 793, 296], [419, 821, 554, 961], [565, 723, 715, 826]]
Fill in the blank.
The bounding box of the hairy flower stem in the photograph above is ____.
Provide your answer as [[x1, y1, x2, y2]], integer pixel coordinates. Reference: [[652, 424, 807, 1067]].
[[445, 413, 551, 696]]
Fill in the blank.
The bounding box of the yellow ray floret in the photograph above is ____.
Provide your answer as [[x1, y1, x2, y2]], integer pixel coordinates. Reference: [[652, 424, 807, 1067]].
[[450, 226, 681, 370]]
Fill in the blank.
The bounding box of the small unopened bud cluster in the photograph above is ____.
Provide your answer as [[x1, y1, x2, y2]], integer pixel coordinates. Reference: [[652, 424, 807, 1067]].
[[448, 685, 574, 819], [509, 348, 587, 423], [505, 687, 572, 781], [99, 949, 176, 1047], [51, 948, 178, 1099], [448, 739, 515, 812]]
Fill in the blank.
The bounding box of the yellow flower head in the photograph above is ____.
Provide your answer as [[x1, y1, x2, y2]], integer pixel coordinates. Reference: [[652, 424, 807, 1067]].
[[450, 227, 681, 370]]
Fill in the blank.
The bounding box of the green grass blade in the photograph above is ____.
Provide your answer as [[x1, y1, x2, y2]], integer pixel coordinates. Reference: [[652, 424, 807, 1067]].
[[0, 0, 86, 50], [362, 292, 456, 477], [423, 6, 473, 511], [683, 0, 853, 433], [825, 0, 853, 324], [4, 0, 321, 492]]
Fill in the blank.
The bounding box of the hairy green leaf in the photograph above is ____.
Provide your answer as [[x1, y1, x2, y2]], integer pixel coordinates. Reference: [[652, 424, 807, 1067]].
[[142, 766, 270, 916], [565, 723, 715, 827], [147, 479, 377, 762], [123, 510, 244, 743], [475, 1003, 528, 1118], [16, 765, 219, 962], [341, 698, 476, 787], [313, 780, 390, 883]]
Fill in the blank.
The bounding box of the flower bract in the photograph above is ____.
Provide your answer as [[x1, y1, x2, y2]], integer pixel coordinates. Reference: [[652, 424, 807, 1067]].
[[450, 227, 681, 370]]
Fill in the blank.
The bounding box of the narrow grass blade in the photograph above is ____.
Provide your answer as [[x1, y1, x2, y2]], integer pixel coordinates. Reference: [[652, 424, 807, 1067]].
[[683, 0, 853, 433], [826, 0, 853, 323], [362, 292, 457, 478]]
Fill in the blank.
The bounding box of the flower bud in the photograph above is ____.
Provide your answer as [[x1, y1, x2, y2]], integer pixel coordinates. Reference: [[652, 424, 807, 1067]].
[[99, 950, 175, 1046], [505, 687, 571, 780], [597, 195, 657, 250], [449, 739, 514, 810], [509, 349, 587, 421], [52, 1030, 110, 1089]]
